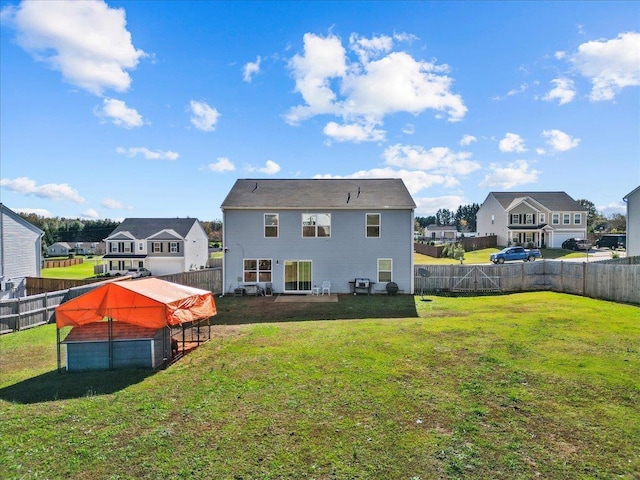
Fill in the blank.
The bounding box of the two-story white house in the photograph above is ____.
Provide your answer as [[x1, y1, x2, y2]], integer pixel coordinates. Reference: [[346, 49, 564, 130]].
[[0, 203, 44, 298], [103, 218, 209, 276], [221, 178, 416, 295], [476, 191, 588, 248]]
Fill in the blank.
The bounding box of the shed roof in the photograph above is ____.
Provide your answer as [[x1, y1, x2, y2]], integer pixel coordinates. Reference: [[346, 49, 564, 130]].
[[55, 278, 216, 329], [221, 179, 416, 210]]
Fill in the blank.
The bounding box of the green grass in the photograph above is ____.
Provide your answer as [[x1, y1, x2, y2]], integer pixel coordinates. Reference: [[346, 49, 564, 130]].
[[41, 256, 104, 279], [1, 292, 638, 479]]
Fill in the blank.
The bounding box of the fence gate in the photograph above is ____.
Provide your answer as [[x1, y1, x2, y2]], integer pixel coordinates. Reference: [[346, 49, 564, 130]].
[[452, 266, 500, 292]]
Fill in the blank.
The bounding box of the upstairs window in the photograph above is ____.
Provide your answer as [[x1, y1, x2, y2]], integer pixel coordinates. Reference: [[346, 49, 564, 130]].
[[540, 213, 546, 223], [170, 242, 179, 253], [264, 214, 278, 238], [511, 214, 520, 225], [366, 213, 381, 238], [563, 214, 570, 225], [302, 213, 331, 237], [152, 242, 161, 253], [574, 214, 581, 225], [525, 213, 534, 224], [552, 214, 559, 225]]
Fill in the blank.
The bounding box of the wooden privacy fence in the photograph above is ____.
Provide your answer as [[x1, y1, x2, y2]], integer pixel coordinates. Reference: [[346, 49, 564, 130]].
[[1, 268, 223, 334], [415, 257, 640, 305]]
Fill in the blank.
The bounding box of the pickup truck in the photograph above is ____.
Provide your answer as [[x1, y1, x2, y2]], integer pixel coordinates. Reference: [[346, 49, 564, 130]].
[[490, 246, 542, 264]]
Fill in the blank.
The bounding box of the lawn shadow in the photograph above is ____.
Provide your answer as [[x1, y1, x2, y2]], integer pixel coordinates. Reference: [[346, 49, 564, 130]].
[[0, 368, 155, 404], [214, 293, 420, 325]]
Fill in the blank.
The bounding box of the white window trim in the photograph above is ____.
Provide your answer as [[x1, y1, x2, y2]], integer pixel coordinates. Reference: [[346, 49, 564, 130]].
[[170, 242, 178, 253], [302, 213, 331, 238], [264, 213, 279, 238], [377, 258, 392, 283], [574, 213, 581, 225], [563, 213, 570, 225], [552, 213, 559, 225], [366, 213, 381, 238]]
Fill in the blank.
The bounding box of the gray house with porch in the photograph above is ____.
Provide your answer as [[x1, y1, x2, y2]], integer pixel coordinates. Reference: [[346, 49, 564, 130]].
[[221, 178, 416, 295]]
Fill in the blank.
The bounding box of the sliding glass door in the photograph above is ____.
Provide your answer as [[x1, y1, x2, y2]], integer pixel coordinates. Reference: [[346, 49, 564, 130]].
[[284, 260, 312, 293]]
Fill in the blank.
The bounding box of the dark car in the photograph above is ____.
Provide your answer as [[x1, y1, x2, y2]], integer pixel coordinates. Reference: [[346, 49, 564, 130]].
[[561, 238, 592, 251], [595, 234, 626, 249]]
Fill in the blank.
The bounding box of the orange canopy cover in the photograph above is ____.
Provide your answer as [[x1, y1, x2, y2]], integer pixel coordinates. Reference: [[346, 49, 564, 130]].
[[56, 278, 217, 329]]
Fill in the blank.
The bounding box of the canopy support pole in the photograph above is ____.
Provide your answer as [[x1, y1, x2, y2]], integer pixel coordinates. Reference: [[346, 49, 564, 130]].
[[57, 327, 61, 373], [108, 317, 114, 370]]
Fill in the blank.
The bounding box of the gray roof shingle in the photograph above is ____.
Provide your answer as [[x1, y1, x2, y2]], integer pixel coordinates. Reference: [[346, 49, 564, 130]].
[[107, 218, 200, 239], [489, 192, 587, 212], [221, 179, 416, 210]]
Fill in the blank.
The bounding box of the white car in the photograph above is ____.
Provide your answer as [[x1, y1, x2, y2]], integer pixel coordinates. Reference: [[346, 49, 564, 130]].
[[127, 267, 152, 278]]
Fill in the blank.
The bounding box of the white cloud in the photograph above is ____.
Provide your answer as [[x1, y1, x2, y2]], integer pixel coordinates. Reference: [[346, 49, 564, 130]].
[[81, 208, 99, 219], [543, 78, 576, 105], [571, 31, 640, 101], [285, 32, 467, 138], [208, 157, 236, 172], [101, 198, 124, 209], [258, 160, 281, 175], [96, 98, 143, 128], [314, 167, 457, 196], [479, 160, 540, 189], [323, 121, 386, 143], [460, 134, 477, 146], [1, 176, 85, 203], [541, 129, 580, 152], [116, 146, 179, 160], [413, 195, 466, 215], [243, 56, 261, 83], [189, 100, 221, 132], [402, 123, 415, 135], [383, 144, 480, 176], [499, 133, 527, 153], [2, 0, 145, 95]]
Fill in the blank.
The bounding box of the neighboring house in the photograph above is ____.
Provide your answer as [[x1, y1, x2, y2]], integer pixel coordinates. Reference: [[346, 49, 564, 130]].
[[103, 218, 209, 276], [623, 185, 640, 257], [47, 241, 106, 256], [476, 192, 588, 248], [221, 178, 416, 295], [424, 224, 458, 242], [0, 203, 44, 298]]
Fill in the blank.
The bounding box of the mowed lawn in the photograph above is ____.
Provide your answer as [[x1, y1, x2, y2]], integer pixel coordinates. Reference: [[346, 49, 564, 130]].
[[1, 292, 638, 479]]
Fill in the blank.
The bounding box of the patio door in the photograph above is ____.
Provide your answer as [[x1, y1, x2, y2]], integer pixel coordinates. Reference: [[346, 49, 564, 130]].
[[284, 260, 312, 293]]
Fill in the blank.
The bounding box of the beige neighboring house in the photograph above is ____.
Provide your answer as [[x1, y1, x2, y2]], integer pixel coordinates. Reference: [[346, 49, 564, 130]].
[[623, 185, 640, 257], [424, 224, 458, 242], [476, 191, 588, 248], [104, 218, 209, 276]]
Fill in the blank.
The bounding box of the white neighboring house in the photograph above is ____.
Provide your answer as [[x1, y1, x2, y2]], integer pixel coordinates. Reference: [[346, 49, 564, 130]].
[[0, 203, 44, 298], [623, 185, 640, 257], [476, 192, 588, 248], [104, 218, 209, 276]]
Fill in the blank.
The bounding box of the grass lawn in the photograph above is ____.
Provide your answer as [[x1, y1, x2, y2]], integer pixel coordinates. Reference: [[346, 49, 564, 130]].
[[1, 292, 638, 479], [41, 256, 105, 280]]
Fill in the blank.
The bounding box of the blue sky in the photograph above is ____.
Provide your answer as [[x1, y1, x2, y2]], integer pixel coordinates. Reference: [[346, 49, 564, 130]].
[[1, 0, 639, 222]]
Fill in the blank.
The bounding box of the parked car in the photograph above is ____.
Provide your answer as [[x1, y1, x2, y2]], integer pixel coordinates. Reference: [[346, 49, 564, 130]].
[[561, 238, 592, 251], [127, 267, 152, 278], [595, 234, 626, 250], [490, 246, 542, 264]]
